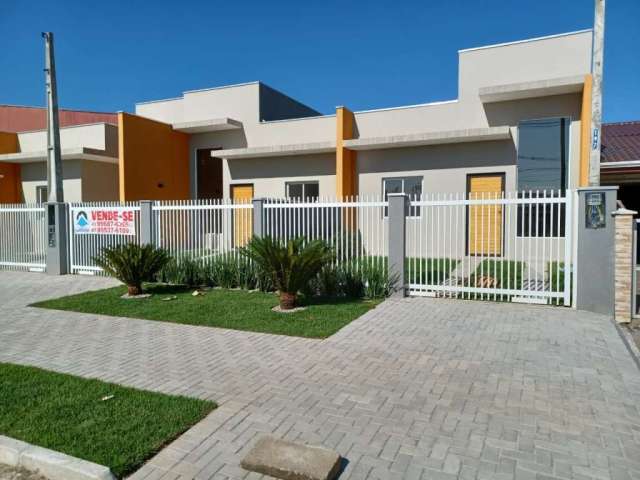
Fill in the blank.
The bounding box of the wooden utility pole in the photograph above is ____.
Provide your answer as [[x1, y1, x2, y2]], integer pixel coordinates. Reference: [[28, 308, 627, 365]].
[[589, 0, 606, 186]]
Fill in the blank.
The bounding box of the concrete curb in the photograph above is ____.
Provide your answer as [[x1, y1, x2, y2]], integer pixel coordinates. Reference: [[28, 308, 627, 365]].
[[612, 320, 640, 372], [0, 435, 116, 480]]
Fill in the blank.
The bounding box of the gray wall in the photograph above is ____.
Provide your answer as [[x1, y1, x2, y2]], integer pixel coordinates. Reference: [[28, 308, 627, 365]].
[[259, 83, 320, 121]]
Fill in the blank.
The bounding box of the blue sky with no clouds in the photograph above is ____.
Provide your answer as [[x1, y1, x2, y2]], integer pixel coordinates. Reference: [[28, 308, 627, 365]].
[[0, 0, 638, 122]]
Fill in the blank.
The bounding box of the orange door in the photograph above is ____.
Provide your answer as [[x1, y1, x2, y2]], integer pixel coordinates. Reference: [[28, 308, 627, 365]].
[[468, 175, 503, 256], [231, 184, 253, 246]]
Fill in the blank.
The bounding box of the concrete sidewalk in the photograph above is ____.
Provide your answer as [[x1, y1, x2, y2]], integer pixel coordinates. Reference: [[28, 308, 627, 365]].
[[1, 271, 639, 479]]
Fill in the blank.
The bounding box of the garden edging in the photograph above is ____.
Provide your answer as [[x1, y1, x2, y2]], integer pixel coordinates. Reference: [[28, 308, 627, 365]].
[[0, 435, 115, 480]]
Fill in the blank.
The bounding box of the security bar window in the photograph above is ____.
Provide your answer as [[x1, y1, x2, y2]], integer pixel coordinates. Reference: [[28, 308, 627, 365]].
[[286, 181, 319, 201], [382, 176, 423, 216]]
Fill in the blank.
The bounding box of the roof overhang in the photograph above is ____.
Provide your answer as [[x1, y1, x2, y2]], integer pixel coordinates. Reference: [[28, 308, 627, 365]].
[[479, 75, 585, 103], [342, 126, 512, 151], [172, 118, 242, 133], [214, 141, 336, 159], [0, 148, 117, 164]]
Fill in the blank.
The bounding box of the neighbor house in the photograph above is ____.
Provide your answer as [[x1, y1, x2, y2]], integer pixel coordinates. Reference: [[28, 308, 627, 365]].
[[120, 29, 595, 206], [0, 105, 119, 203], [600, 121, 640, 212]]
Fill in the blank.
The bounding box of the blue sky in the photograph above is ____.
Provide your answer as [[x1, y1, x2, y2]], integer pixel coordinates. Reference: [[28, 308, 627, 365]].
[[1, 0, 638, 122]]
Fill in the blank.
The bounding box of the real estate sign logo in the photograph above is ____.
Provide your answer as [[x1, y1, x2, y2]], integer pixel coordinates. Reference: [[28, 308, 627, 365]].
[[74, 208, 136, 236]]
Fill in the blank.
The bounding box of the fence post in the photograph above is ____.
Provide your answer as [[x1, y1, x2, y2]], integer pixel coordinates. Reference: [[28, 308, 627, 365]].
[[612, 207, 637, 323], [45, 202, 69, 275], [388, 193, 408, 297], [139, 200, 154, 246], [252, 198, 264, 238], [574, 186, 618, 315]]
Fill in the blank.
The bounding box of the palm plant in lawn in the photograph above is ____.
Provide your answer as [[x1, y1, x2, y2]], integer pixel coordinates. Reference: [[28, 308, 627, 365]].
[[94, 243, 171, 296], [241, 236, 333, 310]]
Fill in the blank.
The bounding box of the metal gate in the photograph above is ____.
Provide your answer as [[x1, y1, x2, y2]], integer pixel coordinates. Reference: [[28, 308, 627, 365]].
[[0, 204, 47, 272], [406, 190, 574, 305], [68, 202, 141, 274]]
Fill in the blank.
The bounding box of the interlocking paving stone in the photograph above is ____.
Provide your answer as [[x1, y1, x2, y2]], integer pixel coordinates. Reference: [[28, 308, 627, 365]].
[[1, 271, 640, 479]]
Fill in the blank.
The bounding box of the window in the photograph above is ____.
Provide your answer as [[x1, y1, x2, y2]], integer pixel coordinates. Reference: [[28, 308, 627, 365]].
[[517, 118, 569, 237], [517, 117, 569, 192], [382, 176, 423, 216], [36, 186, 48, 204], [286, 181, 319, 201]]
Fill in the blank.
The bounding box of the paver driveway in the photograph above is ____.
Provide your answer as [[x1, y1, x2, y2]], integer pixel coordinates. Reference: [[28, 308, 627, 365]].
[[1, 271, 640, 480]]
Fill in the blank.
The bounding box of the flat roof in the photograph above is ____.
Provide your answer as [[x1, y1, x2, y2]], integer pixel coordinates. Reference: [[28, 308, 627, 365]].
[[458, 29, 593, 53]]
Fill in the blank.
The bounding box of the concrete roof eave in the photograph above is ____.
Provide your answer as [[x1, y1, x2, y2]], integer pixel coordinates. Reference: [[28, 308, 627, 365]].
[[172, 118, 243, 133], [214, 141, 336, 159], [479, 75, 585, 103], [0, 148, 117, 164], [342, 126, 512, 151]]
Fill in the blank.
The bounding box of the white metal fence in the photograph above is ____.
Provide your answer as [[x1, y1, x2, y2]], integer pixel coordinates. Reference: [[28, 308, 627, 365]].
[[0, 204, 46, 271], [263, 196, 388, 270], [0, 192, 575, 306], [153, 199, 252, 263], [68, 202, 141, 274], [406, 190, 573, 304]]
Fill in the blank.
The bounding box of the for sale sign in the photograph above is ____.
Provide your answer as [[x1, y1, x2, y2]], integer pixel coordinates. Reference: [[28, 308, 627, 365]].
[[74, 208, 136, 235]]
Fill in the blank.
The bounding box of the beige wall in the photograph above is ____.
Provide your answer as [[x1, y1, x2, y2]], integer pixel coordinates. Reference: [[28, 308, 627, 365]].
[[20, 160, 83, 202], [19, 159, 118, 202], [224, 153, 336, 199], [358, 141, 517, 196], [17, 123, 117, 155]]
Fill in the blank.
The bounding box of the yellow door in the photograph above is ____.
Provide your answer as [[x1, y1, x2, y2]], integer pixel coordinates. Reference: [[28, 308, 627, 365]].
[[468, 175, 503, 256], [231, 184, 253, 246]]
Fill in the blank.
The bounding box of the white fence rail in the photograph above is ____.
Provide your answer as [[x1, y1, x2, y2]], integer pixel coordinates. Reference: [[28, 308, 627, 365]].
[[0, 204, 46, 271], [263, 196, 388, 270], [1, 191, 574, 306], [153, 199, 253, 263], [68, 202, 141, 274], [406, 190, 573, 304]]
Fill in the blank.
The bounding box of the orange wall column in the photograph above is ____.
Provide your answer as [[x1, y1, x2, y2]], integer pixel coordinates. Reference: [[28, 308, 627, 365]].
[[118, 112, 190, 201], [0, 131, 22, 203], [336, 106, 357, 199], [579, 74, 593, 187]]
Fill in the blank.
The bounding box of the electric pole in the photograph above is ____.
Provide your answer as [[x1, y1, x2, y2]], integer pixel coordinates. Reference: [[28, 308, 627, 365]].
[[589, 0, 605, 186], [43, 32, 64, 202]]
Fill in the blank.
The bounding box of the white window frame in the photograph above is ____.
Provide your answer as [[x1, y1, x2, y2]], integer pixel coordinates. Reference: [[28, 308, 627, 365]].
[[382, 176, 423, 217], [285, 181, 320, 201]]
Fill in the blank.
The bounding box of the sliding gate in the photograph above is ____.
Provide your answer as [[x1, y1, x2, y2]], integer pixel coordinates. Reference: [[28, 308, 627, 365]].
[[406, 190, 574, 305]]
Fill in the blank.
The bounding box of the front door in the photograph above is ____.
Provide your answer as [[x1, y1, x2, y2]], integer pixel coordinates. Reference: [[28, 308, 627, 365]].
[[231, 184, 253, 246], [197, 149, 223, 199], [467, 174, 504, 256]]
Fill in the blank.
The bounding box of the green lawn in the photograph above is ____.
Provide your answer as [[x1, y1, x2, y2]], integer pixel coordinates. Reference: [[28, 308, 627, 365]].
[[0, 363, 215, 478], [32, 284, 380, 339]]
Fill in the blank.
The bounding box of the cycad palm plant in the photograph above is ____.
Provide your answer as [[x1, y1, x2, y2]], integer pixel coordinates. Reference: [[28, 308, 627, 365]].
[[93, 243, 171, 296], [241, 236, 333, 310]]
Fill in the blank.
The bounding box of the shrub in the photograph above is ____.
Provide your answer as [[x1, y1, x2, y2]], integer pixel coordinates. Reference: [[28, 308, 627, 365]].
[[94, 243, 170, 296], [361, 262, 397, 299], [241, 236, 333, 310]]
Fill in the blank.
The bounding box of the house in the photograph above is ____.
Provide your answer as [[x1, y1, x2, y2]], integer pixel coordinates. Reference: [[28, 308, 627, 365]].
[[120, 29, 595, 205], [601, 121, 640, 212], [0, 106, 119, 203]]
